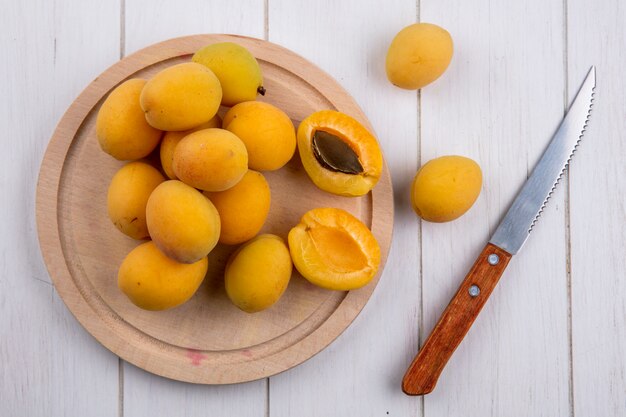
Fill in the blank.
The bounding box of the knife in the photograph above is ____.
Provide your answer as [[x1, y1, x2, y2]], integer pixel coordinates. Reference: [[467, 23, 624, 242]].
[[402, 66, 596, 396]]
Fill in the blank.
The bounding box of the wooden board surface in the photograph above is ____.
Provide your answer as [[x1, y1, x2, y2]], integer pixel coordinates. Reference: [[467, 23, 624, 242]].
[[35, 34, 393, 384]]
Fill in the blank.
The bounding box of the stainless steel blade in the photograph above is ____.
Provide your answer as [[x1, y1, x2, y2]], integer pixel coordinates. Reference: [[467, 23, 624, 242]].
[[489, 66, 595, 254]]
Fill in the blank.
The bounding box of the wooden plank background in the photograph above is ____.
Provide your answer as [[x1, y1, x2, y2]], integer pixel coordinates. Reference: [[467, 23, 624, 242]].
[[1, 0, 624, 416]]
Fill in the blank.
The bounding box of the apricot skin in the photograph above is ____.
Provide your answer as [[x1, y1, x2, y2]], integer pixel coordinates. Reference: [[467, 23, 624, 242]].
[[159, 115, 222, 180], [140, 62, 222, 131], [192, 42, 264, 107], [118, 241, 208, 311], [204, 170, 271, 245], [146, 180, 221, 263], [107, 162, 165, 239], [96, 78, 162, 160], [386, 23, 453, 90], [411, 155, 482, 222], [223, 101, 296, 171], [173, 128, 248, 192], [225, 234, 292, 313], [288, 207, 380, 291]]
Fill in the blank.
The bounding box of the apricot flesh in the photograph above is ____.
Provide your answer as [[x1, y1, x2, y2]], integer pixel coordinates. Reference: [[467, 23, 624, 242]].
[[173, 128, 248, 192], [146, 180, 221, 263], [288, 207, 380, 290], [159, 115, 222, 180], [225, 234, 292, 313], [107, 162, 165, 239], [118, 241, 208, 311], [297, 110, 383, 196], [223, 101, 296, 171], [386, 23, 453, 90], [411, 155, 482, 222], [96, 78, 162, 160], [204, 170, 270, 245], [140, 62, 222, 131]]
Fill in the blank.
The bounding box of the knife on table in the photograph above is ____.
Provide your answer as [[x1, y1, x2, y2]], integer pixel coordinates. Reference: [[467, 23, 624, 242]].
[[402, 66, 596, 396]]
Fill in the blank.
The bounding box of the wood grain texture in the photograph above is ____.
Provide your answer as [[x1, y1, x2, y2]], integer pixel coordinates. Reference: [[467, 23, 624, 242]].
[[421, 0, 571, 415], [403, 244, 512, 395], [267, 1, 422, 416], [0, 1, 120, 416], [568, 0, 626, 415]]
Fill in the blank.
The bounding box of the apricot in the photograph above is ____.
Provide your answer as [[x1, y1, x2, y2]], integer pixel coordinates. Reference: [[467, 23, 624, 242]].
[[172, 128, 248, 192], [118, 241, 208, 311], [159, 115, 222, 180], [386, 23, 453, 90], [225, 234, 292, 313], [146, 180, 221, 263], [411, 155, 482, 222], [223, 101, 296, 171], [204, 170, 270, 245], [107, 162, 165, 239], [192, 42, 265, 106], [288, 208, 380, 291], [297, 110, 383, 197], [139, 62, 222, 131], [96, 78, 162, 160]]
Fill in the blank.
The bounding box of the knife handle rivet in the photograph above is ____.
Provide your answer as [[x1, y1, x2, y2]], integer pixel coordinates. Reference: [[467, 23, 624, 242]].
[[488, 254, 500, 265], [469, 285, 480, 297]]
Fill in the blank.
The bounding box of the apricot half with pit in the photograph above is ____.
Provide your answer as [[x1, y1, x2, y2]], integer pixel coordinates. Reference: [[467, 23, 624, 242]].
[[288, 207, 380, 291], [297, 110, 383, 197]]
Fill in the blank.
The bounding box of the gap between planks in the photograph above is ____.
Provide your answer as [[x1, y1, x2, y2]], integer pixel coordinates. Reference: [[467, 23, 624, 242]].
[[119, 0, 126, 415], [562, 0, 575, 415]]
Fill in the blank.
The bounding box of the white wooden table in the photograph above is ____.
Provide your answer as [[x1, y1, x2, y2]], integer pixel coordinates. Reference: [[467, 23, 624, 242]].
[[2, 0, 624, 416]]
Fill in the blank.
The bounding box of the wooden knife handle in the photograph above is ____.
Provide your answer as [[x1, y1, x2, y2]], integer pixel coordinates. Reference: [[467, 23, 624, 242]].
[[402, 243, 512, 395]]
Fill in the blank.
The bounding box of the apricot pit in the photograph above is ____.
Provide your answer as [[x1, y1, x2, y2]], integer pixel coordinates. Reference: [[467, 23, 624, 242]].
[[297, 110, 382, 196]]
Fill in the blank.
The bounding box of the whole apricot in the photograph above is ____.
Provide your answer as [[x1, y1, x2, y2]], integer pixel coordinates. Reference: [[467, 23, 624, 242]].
[[411, 155, 482, 222], [146, 180, 221, 263], [107, 162, 165, 239], [223, 101, 296, 171], [204, 170, 270, 245], [288, 207, 380, 291], [297, 110, 383, 196], [118, 241, 208, 311], [192, 42, 265, 106], [159, 115, 222, 180], [96, 78, 162, 160], [173, 128, 248, 192], [225, 234, 292, 313], [140, 62, 222, 131], [386, 23, 453, 90]]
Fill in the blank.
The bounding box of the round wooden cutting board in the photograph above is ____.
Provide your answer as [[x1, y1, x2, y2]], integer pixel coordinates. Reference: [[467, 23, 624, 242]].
[[36, 34, 393, 384]]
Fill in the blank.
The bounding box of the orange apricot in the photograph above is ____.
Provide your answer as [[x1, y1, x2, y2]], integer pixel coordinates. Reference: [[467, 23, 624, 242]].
[[288, 207, 380, 290], [297, 110, 383, 197]]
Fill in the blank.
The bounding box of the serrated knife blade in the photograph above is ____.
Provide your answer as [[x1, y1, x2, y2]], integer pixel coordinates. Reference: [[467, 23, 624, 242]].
[[490, 66, 596, 254], [402, 66, 596, 396]]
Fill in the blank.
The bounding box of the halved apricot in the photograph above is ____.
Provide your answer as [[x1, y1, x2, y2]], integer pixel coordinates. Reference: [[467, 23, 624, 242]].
[[297, 110, 383, 197], [288, 207, 380, 290]]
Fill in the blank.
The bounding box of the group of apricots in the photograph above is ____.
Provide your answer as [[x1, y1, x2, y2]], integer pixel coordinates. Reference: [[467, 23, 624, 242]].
[[97, 23, 483, 313], [98, 41, 385, 313]]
